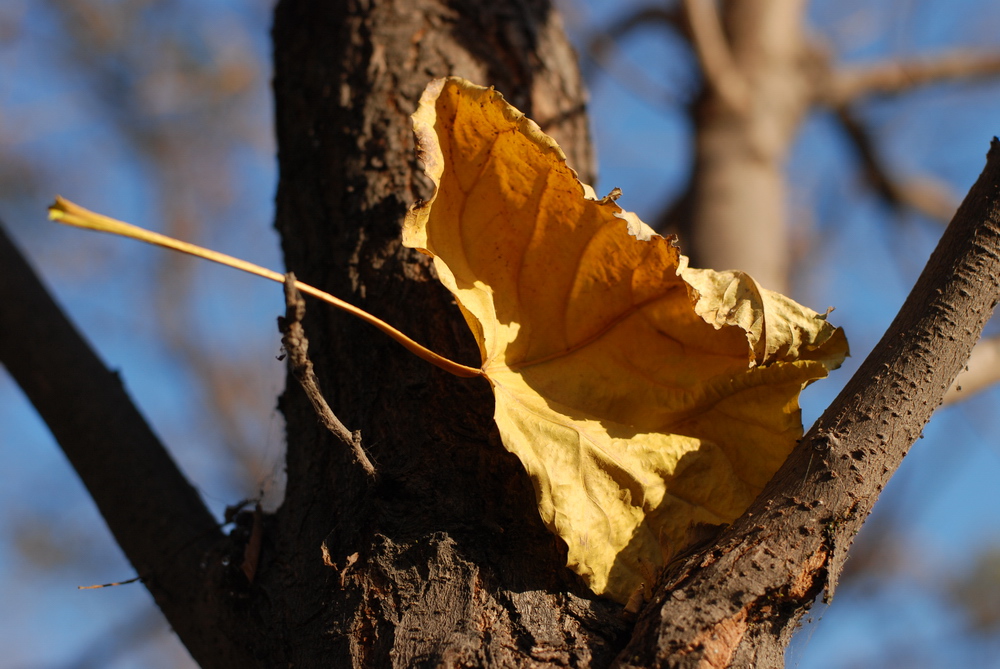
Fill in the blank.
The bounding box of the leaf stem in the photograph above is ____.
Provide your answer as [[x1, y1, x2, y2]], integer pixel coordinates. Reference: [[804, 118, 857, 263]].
[[48, 196, 484, 379]]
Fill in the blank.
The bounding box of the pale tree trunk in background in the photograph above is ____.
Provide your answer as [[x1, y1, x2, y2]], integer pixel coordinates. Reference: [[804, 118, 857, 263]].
[[684, 0, 1000, 400], [688, 0, 811, 295]]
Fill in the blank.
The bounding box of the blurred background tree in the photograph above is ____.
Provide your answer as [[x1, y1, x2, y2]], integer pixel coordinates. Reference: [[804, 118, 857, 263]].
[[2, 0, 1000, 666]]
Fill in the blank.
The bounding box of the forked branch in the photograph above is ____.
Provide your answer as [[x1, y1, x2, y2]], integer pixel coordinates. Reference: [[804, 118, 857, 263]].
[[682, 0, 749, 111], [617, 139, 1000, 668]]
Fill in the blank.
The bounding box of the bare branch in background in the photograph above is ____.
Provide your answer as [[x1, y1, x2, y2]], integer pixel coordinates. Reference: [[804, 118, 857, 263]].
[[42, 0, 279, 497], [684, 1, 813, 295], [945, 335, 1000, 404], [682, 0, 749, 110], [833, 105, 1000, 409], [580, 4, 687, 106], [815, 46, 1000, 408], [835, 106, 957, 223], [824, 51, 1000, 107]]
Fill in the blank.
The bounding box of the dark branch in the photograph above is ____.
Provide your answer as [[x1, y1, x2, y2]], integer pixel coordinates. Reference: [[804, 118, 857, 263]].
[[278, 273, 375, 478], [581, 5, 687, 106], [616, 139, 1000, 667], [836, 106, 957, 222], [0, 221, 257, 666], [585, 5, 684, 60]]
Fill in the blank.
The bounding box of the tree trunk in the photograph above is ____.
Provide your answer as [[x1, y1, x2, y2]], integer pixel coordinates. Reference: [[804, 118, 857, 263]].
[[266, 0, 626, 665], [687, 0, 812, 295]]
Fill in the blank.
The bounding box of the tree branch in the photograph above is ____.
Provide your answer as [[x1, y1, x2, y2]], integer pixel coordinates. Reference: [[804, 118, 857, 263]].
[[836, 106, 957, 223], [278, 273, 375, 478], [0, 222, 258, 666], [833, 107, 1000, 404], [944, 334, 1000, 404], [682, 0, 750, 111], [616, 138, 1000, 667], [824, 51, 1000, 106], [588, 4, 683, 44], [580, 5, 686, 106]]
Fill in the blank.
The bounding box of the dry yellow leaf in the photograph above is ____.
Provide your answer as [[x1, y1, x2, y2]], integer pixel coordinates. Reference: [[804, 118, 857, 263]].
[[46, 76, 848, 606], [404, 77, 847, 604]]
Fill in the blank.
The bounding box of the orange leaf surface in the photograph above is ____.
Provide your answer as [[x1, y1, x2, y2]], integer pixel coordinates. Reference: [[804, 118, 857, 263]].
[[404, 77, 848, 603]]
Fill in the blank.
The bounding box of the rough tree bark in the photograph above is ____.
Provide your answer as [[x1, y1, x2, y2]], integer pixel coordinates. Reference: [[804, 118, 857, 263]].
[[267, 0, 627, 665], [4, 0, 1000, 667]]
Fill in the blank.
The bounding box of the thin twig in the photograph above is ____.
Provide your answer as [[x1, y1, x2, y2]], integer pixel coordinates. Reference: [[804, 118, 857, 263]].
[[78, 576, 143, 590], [278, 273, 376, 479]]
